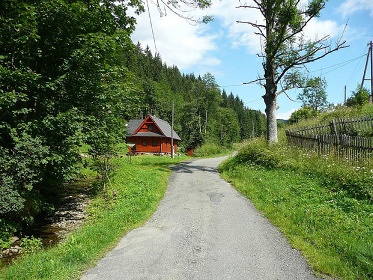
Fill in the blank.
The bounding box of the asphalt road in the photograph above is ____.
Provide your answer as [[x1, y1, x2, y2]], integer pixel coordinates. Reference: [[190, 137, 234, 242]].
[[81, 156, 320, 280]]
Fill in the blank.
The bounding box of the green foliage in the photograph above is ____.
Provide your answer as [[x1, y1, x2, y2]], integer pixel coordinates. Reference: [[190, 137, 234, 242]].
[[219, 139, 373, 279], [193, 143, 231, 157], [0, 0, 142, 235], [214, 107, 240, 146], [0, 133, 48, 223], [20, 237, 43, 255], [361, 103, 373, 115], [0, 220, 17, 248], [0, 0, 265, 243], [297, 77, 329, 112], [286, 104, 373, 129], [233, 138, 372, 200], [346, 86, 370, 107], [0, 239, 12, 252], [288, 107, 318, 124]]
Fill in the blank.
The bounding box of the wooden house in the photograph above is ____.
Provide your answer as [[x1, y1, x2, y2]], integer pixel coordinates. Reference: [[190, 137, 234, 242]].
[[126, 115, 181, 155]]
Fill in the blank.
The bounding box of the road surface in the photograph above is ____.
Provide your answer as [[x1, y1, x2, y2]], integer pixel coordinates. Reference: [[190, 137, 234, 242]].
[[82, 156, 319, 280]]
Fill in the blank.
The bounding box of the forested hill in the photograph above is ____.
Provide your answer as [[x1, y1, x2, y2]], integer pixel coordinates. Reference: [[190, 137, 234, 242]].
[[0, 1, 265, 238], [122, 43, 267, 148]]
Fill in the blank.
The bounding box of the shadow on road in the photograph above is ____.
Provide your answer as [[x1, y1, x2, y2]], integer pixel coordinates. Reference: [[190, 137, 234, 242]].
[[170, 160, 219, 174]]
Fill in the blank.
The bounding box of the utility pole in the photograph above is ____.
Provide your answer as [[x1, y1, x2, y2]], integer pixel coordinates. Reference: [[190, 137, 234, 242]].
[[344, 85, 347, 104], [361, 41, 373, 103], [171, 101, 174, 159], [371, 41, 373, 103]]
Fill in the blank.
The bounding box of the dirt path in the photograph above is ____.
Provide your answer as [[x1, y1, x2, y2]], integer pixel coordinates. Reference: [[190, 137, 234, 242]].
[[81, 156, 320, 280]]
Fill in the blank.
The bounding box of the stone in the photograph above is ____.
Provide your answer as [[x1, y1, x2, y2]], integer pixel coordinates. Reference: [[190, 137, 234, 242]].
[[10, 248, 19, 254], [10, 236, 19, 245]]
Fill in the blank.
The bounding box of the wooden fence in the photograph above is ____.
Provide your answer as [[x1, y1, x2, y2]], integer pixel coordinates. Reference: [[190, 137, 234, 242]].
[[286, 115, 373, 163]]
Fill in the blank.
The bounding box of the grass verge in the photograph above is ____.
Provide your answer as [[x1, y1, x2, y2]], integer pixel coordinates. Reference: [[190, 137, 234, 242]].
[[193, 143, 233, 158], [219, 139, 372, 279], [0, 155, 187, 280]]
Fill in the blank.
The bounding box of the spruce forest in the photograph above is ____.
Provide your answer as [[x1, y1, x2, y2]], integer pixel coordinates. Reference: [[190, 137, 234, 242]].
[[0, 1, 266, 240]]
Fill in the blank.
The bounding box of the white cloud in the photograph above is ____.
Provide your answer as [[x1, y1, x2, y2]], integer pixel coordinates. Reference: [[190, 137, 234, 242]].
[[303, 19, 342, 41], [277, 109, 297, 120], [338, 0, 373, 17], [131, 1, 345, 74], [131, 4, 218, 70], [208, 1, 343, 54], [131, 1, 265, 71], [209, 1, 264, 54]]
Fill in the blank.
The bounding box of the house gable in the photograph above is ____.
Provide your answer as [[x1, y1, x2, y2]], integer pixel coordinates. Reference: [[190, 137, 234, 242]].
[[133, 115, 163, 137], [126, 116, 181, 155]]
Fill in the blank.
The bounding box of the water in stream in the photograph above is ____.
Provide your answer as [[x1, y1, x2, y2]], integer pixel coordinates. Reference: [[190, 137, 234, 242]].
[[0, 180, 92, 266]]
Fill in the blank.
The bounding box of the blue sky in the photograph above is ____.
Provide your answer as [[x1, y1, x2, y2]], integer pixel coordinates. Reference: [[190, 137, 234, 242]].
[[131, 0, 373, 119]]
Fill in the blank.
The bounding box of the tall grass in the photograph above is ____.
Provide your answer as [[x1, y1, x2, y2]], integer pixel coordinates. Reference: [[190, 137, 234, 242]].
[[0, 155, 187, 280], [193, 143, 232, 157], [219, 138, 373, 279]]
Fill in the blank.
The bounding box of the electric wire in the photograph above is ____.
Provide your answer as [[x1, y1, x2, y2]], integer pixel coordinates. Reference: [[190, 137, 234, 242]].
[[346, 48, 369, 86], [308, 53, 367, 75], [146, 0, 158, 54], [218, 53, 368, 89]]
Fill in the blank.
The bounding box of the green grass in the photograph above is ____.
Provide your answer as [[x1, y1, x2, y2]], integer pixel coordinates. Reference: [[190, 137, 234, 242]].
[[0, 155, 188, 280], [219, 139, 373, 279], [193, 143, 233, 157]]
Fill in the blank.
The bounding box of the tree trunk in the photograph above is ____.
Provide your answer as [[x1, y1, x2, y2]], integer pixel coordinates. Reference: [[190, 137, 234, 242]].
[[263, 59, 278, 143], [263, 92, 278, 143], [264, 53, 278, 143]]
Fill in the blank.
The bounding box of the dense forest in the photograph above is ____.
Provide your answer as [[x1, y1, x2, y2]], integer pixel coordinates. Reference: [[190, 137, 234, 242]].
[[123, 43, 266, 147], [0, 1, 266, 240]]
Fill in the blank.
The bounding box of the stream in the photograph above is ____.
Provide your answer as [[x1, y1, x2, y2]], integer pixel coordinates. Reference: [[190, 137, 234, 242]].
[[0, 180, 92, 266]]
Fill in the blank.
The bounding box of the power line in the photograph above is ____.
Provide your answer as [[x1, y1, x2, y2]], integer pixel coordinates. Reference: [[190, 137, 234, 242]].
[[347, 49, 368, 85], [244, 97, 263, 104], [218, 53, 368, 89], [146, 0, 158, 54], [218, 83, 246, 88], [309, 53, 367, 75]]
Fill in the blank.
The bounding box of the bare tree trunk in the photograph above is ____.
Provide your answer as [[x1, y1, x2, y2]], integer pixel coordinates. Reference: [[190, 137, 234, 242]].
[[264, 94, 278, 143], [205, 109, 207, 135], [264, 55, 278, 143]]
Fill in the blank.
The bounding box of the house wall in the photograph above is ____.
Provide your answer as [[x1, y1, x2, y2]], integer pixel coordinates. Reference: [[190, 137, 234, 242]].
[[127, 136, 179, 154]]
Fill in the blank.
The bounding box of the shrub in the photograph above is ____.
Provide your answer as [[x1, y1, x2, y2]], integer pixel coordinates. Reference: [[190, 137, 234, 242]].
[[227, 138, 373, 201], [193, 143, 230, 157], [20, 236, 43, 255]]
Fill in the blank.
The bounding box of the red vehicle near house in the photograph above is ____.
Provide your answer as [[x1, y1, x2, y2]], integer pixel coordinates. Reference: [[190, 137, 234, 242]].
[[126, 115, 181, 155]]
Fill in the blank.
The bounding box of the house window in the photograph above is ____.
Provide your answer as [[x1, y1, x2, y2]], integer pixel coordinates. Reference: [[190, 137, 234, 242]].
[[148, 125, 153, 131], [152, 140, 158, 147], [142, 140, 147, 146]]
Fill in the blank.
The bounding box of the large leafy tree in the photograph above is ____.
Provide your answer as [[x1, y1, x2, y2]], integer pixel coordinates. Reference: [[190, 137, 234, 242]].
[[297, 76, 328, 112], [0, 0, 143, 231], [238, 0, 347, 142]]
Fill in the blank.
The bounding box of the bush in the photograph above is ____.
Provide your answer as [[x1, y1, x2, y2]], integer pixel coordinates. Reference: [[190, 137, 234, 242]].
[[225, 138, 373, 201], [346, 86, 370, 107], [193, 143, 231, 157], [20, 237, 43, 255]]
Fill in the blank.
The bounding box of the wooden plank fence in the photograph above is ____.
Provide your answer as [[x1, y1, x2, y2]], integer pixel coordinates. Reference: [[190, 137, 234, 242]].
[[286, 115, 373, 164]]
